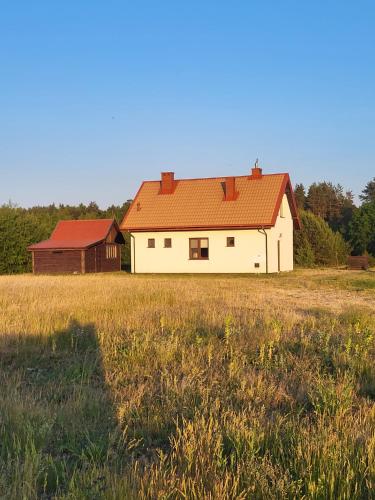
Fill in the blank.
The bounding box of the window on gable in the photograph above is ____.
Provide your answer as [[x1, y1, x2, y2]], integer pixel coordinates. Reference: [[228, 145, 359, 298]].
[[280, 199, 285, 218], [189, 238, 209, 260], [164, 238, 172, 248], [148, 238, 155, 248], [226, 237, 235, 247]]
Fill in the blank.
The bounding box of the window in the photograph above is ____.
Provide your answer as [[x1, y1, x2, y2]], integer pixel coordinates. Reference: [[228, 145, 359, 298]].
[[254, 262, 260, 268], [189, 238, 209, 260], [279, 199, 285, 218], [226, 237, 235, 247], [106, 245, 117, 259], [148, 238, 155, 248], [164, 238, 172, 248]]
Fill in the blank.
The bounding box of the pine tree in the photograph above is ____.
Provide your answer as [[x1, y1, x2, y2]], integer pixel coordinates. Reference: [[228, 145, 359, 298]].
[[294, 210, 349, 267], [360, 178, 375, 203], [349, 203, 375, 255], [306, 182, 355, 234], [294, 184, 306, 209]]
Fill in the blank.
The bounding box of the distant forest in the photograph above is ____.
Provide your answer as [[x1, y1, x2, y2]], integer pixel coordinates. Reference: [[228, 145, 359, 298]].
[[0, 177, 374, 274]]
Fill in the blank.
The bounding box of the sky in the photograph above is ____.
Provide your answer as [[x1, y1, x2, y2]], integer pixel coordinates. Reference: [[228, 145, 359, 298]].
[[1, 1, 374, 208]]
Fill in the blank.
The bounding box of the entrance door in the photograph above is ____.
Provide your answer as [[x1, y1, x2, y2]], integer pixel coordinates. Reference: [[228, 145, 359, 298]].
[[277, 240, 281, 272]]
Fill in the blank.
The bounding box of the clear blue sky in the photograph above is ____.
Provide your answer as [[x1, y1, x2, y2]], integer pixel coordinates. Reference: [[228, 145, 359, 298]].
[[1, 1, 374, 208]]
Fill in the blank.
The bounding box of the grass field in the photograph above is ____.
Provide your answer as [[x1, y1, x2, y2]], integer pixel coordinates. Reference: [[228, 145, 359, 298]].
[[1, 269, 375, 499]]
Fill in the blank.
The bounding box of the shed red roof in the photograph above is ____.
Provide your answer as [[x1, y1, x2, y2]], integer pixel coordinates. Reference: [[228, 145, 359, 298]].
[[28, 219, 120, 250], [120, 170, 300, 231]]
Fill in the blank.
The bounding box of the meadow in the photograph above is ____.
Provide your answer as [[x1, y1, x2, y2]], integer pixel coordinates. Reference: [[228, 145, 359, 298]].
[[0, 269, 375, 499]]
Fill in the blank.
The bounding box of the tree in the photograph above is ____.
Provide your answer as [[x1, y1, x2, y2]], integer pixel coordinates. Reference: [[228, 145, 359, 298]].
[[331, 189, 355, 237], [294, 210, 349, 267], [294, 184, 306, 209], [348, 202, 375, 256], [0, 205, 45, 274], [306, 182, 355, 236], [360, 178, 375, 204], [294, 232, 315, 267]]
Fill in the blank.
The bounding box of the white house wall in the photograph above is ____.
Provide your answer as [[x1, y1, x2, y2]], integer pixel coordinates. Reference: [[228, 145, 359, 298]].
[[267, 194, 294, 273], [130, 194, 294, 274]]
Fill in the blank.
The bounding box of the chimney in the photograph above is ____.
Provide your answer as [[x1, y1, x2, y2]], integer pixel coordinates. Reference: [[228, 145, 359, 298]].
[[160, 172, 176, 194], [224, 176, 239, 201], [249, 159, 263, 180]]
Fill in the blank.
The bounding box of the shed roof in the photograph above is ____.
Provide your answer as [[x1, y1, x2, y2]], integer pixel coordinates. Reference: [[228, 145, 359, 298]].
[[28, 219, 123, 250], [120, 171, 300, 231]]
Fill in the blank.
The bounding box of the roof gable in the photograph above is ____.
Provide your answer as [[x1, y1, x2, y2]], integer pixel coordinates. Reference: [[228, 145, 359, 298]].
[[121, 172, 300, 231]]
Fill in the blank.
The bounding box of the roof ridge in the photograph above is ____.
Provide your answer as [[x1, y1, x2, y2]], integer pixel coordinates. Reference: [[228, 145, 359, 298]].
[[142, 173, 288, 183], [57, 218, 114, 222]]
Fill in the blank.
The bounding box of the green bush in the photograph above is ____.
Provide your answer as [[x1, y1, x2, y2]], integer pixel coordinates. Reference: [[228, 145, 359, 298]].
[[294, 211, 349, 267]]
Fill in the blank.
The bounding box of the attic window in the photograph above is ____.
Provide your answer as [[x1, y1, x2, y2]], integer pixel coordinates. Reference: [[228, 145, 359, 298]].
[[280, 199, 285, 218], [148, 238, 155, 248], [226, 237, 235, 247]]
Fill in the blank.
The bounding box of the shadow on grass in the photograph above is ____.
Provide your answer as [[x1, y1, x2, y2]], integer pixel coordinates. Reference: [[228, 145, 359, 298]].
[[0, 320, 120, 498]]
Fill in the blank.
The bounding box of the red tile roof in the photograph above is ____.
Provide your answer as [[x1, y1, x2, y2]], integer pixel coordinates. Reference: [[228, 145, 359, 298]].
[[121, 172, 300, 231], [28, 219, 118, 250]]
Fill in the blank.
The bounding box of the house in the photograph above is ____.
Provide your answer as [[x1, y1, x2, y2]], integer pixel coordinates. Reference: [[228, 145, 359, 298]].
[[120, 165, 300, 273], [28, 219, 125, 274]]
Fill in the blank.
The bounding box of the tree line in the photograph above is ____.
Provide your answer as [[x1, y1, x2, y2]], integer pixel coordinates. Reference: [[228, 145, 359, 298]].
[[293, 177, 375, 267], [0, 177, 374, 274]]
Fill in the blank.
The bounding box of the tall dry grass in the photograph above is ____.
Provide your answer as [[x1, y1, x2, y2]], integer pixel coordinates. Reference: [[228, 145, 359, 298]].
[[0, 269, 374, 498]]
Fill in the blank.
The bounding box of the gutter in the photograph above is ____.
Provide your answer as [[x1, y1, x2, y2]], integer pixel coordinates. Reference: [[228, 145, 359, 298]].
[[257, 227, 268, 274], [124, 223, 273, 232]]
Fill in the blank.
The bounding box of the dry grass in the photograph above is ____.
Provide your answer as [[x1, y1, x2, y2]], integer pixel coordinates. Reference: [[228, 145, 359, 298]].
[[0, 269, 375, 498]]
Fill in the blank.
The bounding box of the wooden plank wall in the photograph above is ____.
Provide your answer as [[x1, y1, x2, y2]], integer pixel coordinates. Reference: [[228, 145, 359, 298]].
[[97, 243, 121, 272], [33, 250, 82, 274], [33, 243, 122, 274]]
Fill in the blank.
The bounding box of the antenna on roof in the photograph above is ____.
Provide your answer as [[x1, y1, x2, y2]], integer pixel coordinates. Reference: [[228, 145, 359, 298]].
[[254, 158, 259, 168]]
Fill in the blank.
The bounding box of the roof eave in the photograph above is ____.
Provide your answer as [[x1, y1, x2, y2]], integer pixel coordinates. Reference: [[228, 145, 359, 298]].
[[27, 238, 105, 251], [121, 223, 274, 232]]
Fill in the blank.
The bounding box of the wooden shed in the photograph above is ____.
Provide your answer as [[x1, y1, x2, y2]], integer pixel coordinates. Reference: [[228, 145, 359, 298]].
[[28, 219, 125, 274]]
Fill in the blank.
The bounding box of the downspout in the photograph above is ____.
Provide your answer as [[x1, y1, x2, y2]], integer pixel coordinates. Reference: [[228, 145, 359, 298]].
[[257, 227, 268, 274], [130, 233, 136, 274]]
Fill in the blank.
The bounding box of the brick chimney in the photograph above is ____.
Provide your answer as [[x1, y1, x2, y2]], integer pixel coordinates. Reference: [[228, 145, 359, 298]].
[[224, 176, 239, 201], [249, 161, 263, 180], [160, 172, 176, 194]]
